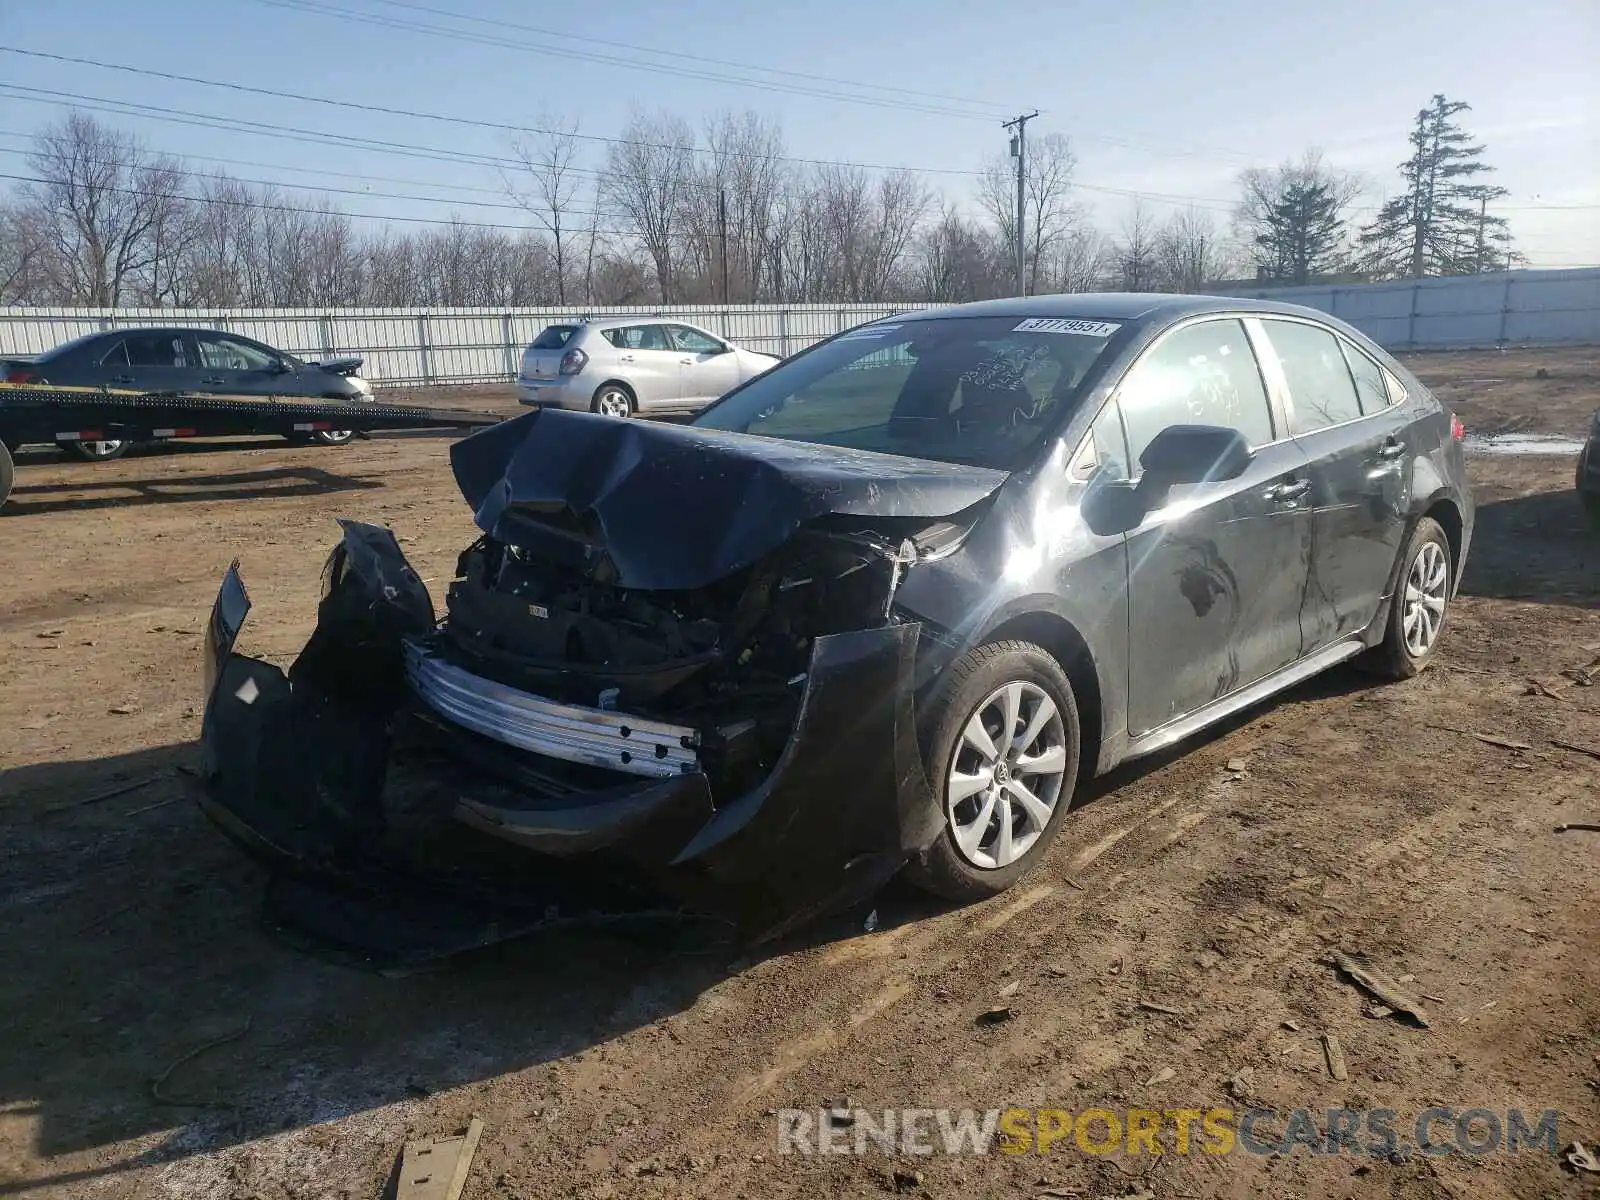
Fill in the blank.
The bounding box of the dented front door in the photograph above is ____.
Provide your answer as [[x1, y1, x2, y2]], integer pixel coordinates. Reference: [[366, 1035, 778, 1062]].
[[1109, 317, 1316, 736]]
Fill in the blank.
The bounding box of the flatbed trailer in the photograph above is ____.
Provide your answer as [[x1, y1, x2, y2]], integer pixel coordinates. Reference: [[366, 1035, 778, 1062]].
[[0, 385, 502, 507]]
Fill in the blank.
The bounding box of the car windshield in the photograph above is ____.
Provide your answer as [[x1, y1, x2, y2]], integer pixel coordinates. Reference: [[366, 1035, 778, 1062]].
[[690, 316, 1121, 469], [531, 325, 578, 350]]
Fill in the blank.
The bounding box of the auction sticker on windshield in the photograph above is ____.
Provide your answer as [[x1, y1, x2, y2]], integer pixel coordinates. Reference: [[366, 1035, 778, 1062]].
[[1013, 318, 1122, 337]]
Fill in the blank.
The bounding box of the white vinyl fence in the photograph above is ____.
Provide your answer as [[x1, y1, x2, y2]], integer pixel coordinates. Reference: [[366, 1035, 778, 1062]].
[[1225, 267, 1600, 350], [1, 268, 1595, 387], [0, 303, 934, 387]]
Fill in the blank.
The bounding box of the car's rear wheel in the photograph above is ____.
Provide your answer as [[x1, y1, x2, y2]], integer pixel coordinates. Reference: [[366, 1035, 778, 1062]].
[[0, 441, 14, 507], [592, 384, 635, 418], [1367, 516, 1452, 680], [907, 639, 1081, 901], [66, 439, 129, 462]]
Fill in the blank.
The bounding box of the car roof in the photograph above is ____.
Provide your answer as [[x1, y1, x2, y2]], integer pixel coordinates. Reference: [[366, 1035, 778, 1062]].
[[557, 316, 706, 331], [892, 292, 1354, 328]]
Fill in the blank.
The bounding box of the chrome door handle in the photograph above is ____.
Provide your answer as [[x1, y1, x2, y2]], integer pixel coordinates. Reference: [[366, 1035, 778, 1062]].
[[680, 358, 693, 365], [1377, 438, 1406, 460], [1264, 479, 1310, 502], [200, 376, 226, 385]]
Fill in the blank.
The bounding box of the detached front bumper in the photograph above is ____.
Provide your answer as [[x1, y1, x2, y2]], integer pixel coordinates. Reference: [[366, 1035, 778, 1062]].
[[196, 524, 938, 960]]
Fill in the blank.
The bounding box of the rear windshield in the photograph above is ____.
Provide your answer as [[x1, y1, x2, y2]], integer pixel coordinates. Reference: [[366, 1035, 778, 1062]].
[[691, 316, 1122, 469], [530, 325, 578, 350]]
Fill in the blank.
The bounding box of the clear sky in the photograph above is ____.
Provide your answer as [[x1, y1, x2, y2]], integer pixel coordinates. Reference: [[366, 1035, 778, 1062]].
[[2, 0, 1596, 266]]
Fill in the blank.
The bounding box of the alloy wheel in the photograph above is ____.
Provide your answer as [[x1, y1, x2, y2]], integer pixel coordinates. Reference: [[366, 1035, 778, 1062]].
[[1402, 540, 1449, 657], [595, 388, 632, 417], [946, 680, 1068, 870]]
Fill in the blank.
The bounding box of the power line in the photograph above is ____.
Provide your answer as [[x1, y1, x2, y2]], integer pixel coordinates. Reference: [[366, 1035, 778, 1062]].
[[266, 0, 1266, 165], [0, 144, 611, 218], [0, 171, 642, 236], [0, 82, 1257, 216], [257, 1, 1264, 165], [0, 128, 515, 198], [0, 47, 1000, 175], [252, 0, 1009, 121], [358, 0, 1010, 112]]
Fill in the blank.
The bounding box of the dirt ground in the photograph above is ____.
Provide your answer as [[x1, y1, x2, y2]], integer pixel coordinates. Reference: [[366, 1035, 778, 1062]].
[[0, 349, 1597, 1200]]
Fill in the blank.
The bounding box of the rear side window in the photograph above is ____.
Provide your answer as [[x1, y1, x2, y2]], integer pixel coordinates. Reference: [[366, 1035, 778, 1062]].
[[1117, 318, 1275, 466], [531, 325, 577, 350], [123, 333, 189, 368], [99, 341, 130, 368], [1261, 320, 1363, 434], [603, 325, 670, 350], [1340, 340, 1393, 415]]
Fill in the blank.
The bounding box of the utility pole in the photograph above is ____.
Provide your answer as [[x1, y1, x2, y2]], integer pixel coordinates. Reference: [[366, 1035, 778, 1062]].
[[1003, 111, 1039, 297], [718, 185, 730, 303]]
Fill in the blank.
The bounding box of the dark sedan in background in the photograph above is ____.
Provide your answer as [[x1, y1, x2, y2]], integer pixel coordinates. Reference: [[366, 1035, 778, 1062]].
[[0, 327, 375, 459], [197, 292, 1475, 954]]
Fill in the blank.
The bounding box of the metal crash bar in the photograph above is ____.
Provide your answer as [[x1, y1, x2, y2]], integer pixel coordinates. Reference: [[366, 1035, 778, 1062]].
[[403, 639, 701, 779]]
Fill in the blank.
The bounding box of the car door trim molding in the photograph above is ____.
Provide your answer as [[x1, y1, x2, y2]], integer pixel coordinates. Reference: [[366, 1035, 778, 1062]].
[[1118, 633, 1367, 763]]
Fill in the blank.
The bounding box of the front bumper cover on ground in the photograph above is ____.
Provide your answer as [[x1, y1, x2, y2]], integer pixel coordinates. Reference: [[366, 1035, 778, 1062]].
[[196, 522, 939, 967]]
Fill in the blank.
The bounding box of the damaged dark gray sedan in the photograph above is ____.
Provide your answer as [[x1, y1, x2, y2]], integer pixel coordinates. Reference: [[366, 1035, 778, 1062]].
[[199, 294, 1474, 960]]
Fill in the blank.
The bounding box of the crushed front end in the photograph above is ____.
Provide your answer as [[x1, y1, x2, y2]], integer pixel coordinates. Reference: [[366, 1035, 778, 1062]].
[[198, 516, 946, 961], [195, 410, 1013, 962]]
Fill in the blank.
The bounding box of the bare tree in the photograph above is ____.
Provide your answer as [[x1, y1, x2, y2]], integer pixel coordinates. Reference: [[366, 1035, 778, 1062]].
[[1047, 227, 1110, 294], [1155, 208, 1236, 293], [21, 112, 191, 305], [505, 113, 583, 304], [0, 202, 48, 303], [1111, 199, 1160, 290], [602, 110, 696, 301], [1235, 149, 1359, 284], [914, 203, 1002, 302], [978, 132, 1079, 295]]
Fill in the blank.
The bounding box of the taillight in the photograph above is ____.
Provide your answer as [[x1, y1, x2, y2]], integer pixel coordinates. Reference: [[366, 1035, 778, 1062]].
[[2, 367, 34, 384], [559, 348, 588, 376], [1450, 415, 1465, 441]]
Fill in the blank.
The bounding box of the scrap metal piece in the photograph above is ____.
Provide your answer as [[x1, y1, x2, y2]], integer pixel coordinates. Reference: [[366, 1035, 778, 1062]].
[[398, 1116, 484, 1200]]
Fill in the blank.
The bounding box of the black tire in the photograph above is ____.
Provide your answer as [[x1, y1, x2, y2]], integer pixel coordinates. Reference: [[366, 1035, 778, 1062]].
[[1366, 516, 1453, 681], [66, 439, 130, 462], [0, 441, 13, 508], [311, 428, 357, 445], [905, 639, 1082, 902], [591, 383, 635, 418]]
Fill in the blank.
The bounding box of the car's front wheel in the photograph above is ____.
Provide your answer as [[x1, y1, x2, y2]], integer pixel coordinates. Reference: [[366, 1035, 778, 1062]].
[[66, 439, 130, 462], [907, 639, 1081, 901], [1368, 516, 1452, 680]]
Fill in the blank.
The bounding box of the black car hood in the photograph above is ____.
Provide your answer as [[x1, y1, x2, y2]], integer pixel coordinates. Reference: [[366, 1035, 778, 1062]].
[[449, 408, 1007, 590]]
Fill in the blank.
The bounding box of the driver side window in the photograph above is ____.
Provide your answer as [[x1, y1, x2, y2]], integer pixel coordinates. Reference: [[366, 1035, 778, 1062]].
[[1116, 319, 1274, 469], [668, 325, 723, 354]]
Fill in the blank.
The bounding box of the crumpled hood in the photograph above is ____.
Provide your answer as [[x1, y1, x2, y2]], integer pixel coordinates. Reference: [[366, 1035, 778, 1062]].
[[449, 408, 1007, 590]]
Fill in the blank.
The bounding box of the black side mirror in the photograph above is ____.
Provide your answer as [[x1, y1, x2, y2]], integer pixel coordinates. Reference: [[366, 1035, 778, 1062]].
[[1139, 424, 1254, 485]]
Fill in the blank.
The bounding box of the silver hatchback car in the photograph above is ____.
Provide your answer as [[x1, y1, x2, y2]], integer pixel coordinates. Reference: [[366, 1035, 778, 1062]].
[[516, 318, 780, 417]]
